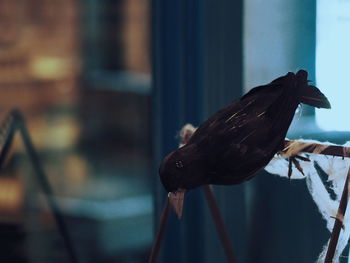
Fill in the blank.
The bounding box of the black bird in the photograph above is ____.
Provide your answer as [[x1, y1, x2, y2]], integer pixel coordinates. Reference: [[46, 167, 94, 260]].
[[159, 70, 331, 217]]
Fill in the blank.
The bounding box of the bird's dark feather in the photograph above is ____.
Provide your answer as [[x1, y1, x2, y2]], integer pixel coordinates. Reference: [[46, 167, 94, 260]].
[[300, 85, 331, 109], [159, 70, 331, 192]]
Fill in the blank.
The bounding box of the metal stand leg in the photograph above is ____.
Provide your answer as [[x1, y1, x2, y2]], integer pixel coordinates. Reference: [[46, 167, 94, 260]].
[[148, 198, 171, 263], [148, 186, 237, 263], [203, 185, 237, 263], [0, 113, 17, 169], [0, 110, 79, 263]]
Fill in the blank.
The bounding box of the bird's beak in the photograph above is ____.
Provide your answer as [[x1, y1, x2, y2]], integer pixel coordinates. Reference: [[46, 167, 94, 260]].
[[168, 189, 186, 219]]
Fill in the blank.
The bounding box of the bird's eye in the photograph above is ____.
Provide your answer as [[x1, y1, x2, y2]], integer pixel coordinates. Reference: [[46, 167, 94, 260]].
[[175, 160, 184, 169]]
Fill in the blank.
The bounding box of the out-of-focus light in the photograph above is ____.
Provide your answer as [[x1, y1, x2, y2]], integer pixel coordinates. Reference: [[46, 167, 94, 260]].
[[0, 178, 23, 214], [316, 0, 350, 131], [29, 56, 72, 80]]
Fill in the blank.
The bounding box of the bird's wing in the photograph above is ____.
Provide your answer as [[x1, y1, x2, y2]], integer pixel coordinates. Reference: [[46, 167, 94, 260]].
[[240, 72, 294, 102], [208, 143, 272, 185], [240, 83, 281, 102], [189, 79, 287, 146], [192, 98, 282, 151]]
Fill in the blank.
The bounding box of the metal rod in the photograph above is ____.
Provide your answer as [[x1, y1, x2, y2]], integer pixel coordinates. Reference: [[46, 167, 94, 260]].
[[0, 113, 17, 170], [13, 111, 78, 263], [148, 198, 171, 263], [203, 185, 237, 263], [324, 168, 350, 263]]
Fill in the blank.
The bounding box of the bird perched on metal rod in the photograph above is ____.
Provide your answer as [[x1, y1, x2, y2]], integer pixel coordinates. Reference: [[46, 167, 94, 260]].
[[159, 70, 331, 217]]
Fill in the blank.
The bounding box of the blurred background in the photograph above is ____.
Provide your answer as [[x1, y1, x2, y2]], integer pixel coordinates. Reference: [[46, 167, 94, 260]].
[[0, 0, 348, 263], [0, 0, 152, 262]]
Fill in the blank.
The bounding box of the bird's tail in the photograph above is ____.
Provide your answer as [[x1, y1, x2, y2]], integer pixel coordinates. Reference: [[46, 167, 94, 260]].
[[294, 70, 331, 109], [300, 85, 331, 109]]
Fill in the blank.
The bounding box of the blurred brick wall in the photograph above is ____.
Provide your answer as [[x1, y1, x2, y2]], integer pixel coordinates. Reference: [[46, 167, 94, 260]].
[[0, 0, 80, 114]]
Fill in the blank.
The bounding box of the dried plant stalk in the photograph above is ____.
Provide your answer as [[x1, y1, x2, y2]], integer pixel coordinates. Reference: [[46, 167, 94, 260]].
[[324, 169, 350, 263]]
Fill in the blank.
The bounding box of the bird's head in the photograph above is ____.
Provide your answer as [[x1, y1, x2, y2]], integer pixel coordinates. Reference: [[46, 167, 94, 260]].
[[159, 149, 187, 218], [159, 144, 207, 218], [159, 150, 185, 192]]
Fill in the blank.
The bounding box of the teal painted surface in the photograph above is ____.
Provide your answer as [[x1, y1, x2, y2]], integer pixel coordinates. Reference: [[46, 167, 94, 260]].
[[153, 0, 333, 262]]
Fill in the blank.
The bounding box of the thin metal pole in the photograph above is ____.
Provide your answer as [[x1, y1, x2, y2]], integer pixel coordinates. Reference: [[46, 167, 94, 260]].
[[324, 168, 350, 263], [12, 111, 78, 263], [203, 185, 237, 263], [0, 114, 17, 170], [148, 198, 171, 263]]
